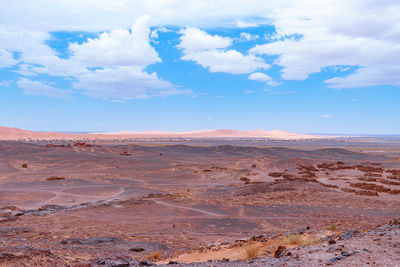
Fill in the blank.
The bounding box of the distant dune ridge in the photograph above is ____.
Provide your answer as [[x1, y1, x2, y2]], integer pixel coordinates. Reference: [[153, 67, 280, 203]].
[[0, 126, 317, 140]]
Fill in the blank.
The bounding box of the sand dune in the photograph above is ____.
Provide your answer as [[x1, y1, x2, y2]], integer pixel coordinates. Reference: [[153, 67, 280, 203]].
[[0, 126, 316, 140], [93, 129, 313, 139]]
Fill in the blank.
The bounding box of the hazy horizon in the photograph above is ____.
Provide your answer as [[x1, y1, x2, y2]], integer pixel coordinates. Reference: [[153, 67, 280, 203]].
[[2, 125, 400, 136]]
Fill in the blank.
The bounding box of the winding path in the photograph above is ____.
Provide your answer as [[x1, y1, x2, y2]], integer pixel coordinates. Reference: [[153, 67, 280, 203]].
[[151, 199, 225, 217]]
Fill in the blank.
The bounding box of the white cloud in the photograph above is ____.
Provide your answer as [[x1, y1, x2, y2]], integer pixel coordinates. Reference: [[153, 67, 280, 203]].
[[182, 49, 269, 74], [248, 72, 279, 86], [178, 27, 269, 74], [0, 49, 18, 68], [69, 15, 160, 67], [0, 80, 13, 87], [249, 1, 400, 89], [150, 30, 159, 39], [177, 27, 232, 53], [73, 66, 189, 99], [238, 32, 259, 42], [150, 27, 171, 40], [236, 19, 258, 28], [0, 16, 186, 100], [17, 78, 71, 98], [1, 1, 400, 91], [0, 1, 274, 32], [0, 27, 87, 78], [321, 114, 332, 118], [243, 90, 254, 94]]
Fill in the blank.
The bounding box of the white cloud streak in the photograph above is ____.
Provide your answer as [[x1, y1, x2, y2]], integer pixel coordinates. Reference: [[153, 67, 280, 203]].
[[17, 78, 71, 98]]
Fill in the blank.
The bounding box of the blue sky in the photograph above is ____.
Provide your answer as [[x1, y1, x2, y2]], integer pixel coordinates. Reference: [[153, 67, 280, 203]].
[[0, 1, 399, 134]]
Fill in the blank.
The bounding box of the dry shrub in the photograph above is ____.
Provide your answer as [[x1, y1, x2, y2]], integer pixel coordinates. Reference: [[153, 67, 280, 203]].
[[327, 223, 336, 231], [286, 234, 321, 247], [287, 234, 303, 245], [145, 250, 162, 261], [244, 244, 259, 260], [303, 236, 322, 246]]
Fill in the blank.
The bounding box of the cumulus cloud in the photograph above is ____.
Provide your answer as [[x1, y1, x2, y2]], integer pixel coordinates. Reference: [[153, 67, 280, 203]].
[[69, 15, 160, 67], [178, 27, 269, 74], [73, 66, 187, 99], [177, 27, 232, 53], [182, 49, 269, 74], [1, 16, 187, 100], [249, 1, 400, 89], [248, 72, 279, 87], [1, 1, 400, 91], [0, 27, 87, 77], [17, 78, 71, 98]]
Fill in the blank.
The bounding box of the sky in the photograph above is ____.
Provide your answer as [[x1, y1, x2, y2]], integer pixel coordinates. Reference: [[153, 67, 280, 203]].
[[0, 0, 399, 134]]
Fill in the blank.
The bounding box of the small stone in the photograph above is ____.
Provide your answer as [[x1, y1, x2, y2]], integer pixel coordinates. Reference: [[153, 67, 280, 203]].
[[328, 245, 344, 253], [274, 246, 286, 258], [109, 260, 129, 267], [341, 251, 351, 257], [139, 259, 152, 266], [339, 229, 359, 240], [328, 256, 343, 264], [328, 238, 336, 245], [130, 247, 145, 252]]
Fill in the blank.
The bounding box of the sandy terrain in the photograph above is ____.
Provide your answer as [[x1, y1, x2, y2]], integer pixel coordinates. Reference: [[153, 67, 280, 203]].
[[0, 126, 320, 140], [0, 138, 400, 266]]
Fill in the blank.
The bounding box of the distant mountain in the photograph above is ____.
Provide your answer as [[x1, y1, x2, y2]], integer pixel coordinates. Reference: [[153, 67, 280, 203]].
[[0, 126, 63, 140], [0, 126, 315, 140]]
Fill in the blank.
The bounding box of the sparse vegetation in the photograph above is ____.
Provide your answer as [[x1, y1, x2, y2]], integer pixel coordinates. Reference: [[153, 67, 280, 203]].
[[245, 244, 260, 260], [327, 223, 336, 231], [287, 234, 303, 245], [286, 234, 321, 247], [304, 236, 322, 246]]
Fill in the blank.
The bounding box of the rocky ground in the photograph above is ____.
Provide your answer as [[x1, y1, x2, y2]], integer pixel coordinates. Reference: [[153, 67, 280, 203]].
[[0, 141, 400, 266]]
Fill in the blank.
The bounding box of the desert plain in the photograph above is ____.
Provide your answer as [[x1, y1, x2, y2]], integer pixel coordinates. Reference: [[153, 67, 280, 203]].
[[1, 127, 400, 266]]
